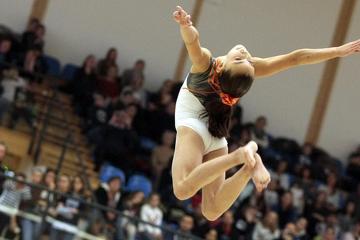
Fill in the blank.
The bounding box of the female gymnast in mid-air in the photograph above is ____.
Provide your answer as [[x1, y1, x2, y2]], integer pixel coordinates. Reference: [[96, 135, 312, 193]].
[[171, 5, 360, 220]]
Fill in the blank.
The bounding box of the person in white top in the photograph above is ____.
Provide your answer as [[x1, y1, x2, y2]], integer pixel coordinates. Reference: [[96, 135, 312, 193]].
[[139, 193, 163, 239]]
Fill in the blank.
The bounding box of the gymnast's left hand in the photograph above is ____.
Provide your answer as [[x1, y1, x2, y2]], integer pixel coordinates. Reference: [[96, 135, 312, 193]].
[[337, 39, 360, 57]]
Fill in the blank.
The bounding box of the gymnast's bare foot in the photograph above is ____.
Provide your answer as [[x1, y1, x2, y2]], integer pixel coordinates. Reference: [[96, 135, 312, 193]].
[[234, 141, 258, 168], [252, 153, 271, 192]]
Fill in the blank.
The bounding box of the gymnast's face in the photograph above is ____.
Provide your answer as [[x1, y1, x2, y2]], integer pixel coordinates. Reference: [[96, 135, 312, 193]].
[[224, 45, 255, 77]]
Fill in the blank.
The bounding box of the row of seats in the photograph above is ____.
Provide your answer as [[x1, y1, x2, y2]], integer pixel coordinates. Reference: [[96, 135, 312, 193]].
[[42, 55, 79, 81], [99, 164, 153, 197]]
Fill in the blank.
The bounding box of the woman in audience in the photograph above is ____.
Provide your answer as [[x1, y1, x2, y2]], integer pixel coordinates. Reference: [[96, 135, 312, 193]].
[[151, 130, 175, 190], [49, 173, 73, 240], [98, 47, 118, 76], [17, 48, 47, 81], [252, 211, 280, 240], [72, 54, 97, 117], [118, 191, 145, 240], [20, 167, 44, 240], [96, 64, 121, 99]]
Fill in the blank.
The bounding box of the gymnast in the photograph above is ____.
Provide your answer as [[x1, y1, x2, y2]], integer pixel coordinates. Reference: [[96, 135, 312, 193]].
[[171, 5, 360, 220]]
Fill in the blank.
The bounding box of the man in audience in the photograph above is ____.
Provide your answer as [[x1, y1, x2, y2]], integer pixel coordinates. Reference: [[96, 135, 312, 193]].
[[252, 211, 280, 240], [273, 191, 297, 229], [122, 59, 146, 87], [175, 214, 195, 240], [216, 210, 240, 240]]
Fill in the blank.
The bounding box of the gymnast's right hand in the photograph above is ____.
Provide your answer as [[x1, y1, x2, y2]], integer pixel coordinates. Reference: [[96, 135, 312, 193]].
[[173, 6, 193, 27]]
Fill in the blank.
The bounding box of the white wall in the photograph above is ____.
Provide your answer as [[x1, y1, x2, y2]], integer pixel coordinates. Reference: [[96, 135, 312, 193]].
[[0, 0, 359, 160], [0, 0, 32, 33]]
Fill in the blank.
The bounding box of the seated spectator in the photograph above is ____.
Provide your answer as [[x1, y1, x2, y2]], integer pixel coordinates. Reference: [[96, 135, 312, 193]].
[[252, 211, 280, 240], [122, 59, 146, 87], [95, 176, 122, 232], [88, 109, 139, 171], [97, 47, 118, 76], [96, 65, 121, 99], [0, 142, 7, 194], [305, 191, 330, 237], [71, 54, 97, 117], [85, 93, 112, 131], [234, 205, 257, 239], [338, 201, 356, 233], [147, 79, 174, 110], [0, 172, 31, 234], [122, 73, 147, 108], [215, 210, 239, 240], [151, 130, 175, 190], [295, 217, 308, 240], [21, 22, 46, 53], [281, 222, 297, 240], [290, 182, 305, 215], [273, 191, 297, 229], [341, 221, 360, 240], [320, 172, 343, 211], [17, 48, 47, 81], [346, 153, 360, 183], [174, 214, 195, 240], [118, 191, 145, 240], [138, 193, 163, 240], [204, 228, 218, 240], [0, 37, 12, 71], [250, 116, 271, 149], [270, 160, 291, 190], [20, 167, 44, 240], [314, 225, 337, 240], [298, 143, 314, 167], [264, 180, 279, 210]]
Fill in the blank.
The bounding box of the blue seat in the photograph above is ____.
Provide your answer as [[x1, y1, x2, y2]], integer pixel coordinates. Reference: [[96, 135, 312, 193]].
[[126, 175, 152, 197], [99, 164, 126, 184], [42, 55, 61, 77], [61, 63, 79, 82]]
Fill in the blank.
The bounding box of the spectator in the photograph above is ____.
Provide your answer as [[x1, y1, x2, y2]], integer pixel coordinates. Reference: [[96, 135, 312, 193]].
[[204, 228, 218, 240], [271, 160, 291, 190], [341, 222, 360, 240], [216, 210, 239, 240], [118, 191, 145, 240], [174, 214, 194, 240], [0, 37, 12, 71], [264, 179, 279, 210], [20, 21, 45, 53], [273, 191, 297, 229], [20, 167, 44, 240], [49, 174, 73, 240], [95, 176, 122, 228], [148, 79, 174, 110], [89, 109, 139, 171], [305, 190, 329, 237], [122, 59, 146, 87], [314, 225, 336, 240], [295, 217, 308, 240], [17, 48, 47, 81], [139, 193, 163, 240], [346, 153, 360, 183], [321, 172, 343, 211], [122, 73, 147, 108], [72, 54, 97, 117], [0, 142, 8, 193], [250, 116, 271, 149], [151, 130, 175, 190], [85, 93, 112, 131], [252, 211, 280, 240], [290, 182, 305, 215], [0, 172, 31, 234], [96, 64, 121, 99], [97, 47, 118, 76], [235, 205, 257, 239], [281, 222, 297, 240], [338, 201, 356, 233]]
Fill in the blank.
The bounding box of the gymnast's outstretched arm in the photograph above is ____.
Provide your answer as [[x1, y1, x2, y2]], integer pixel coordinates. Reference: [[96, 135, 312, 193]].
[[252, 39, 360, 78], [173, 6, 212, 73]]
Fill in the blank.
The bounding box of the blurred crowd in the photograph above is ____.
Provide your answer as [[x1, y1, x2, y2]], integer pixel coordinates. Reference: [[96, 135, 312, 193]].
[[1, 18, 360, 240]]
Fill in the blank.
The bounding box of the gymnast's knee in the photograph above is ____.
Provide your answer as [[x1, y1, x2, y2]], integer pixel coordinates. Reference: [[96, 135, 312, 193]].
[[201, 202, 221, 221], [173, 182, 195, 201]]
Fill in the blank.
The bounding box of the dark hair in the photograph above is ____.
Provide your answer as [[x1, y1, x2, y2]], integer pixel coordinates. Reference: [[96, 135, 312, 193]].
[[203, 70, 253, 138]]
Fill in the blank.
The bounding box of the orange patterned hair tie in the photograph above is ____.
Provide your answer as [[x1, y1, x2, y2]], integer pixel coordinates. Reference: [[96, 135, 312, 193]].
[[208, 61, 239, 106]]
